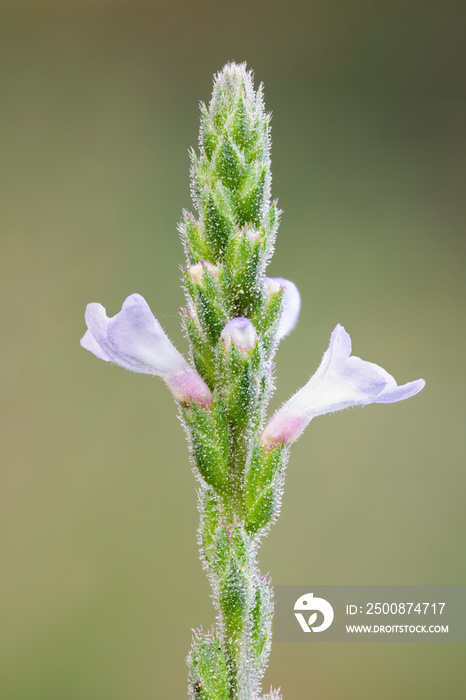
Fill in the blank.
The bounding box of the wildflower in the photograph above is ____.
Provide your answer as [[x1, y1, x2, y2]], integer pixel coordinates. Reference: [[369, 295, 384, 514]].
[[80, 293, 212, 406], [261, 324, 425, 448]]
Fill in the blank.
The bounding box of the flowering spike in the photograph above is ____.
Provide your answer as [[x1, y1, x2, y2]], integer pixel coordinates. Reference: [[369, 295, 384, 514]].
[[81, 62, 425, 700], [261, 324, 425, 448]]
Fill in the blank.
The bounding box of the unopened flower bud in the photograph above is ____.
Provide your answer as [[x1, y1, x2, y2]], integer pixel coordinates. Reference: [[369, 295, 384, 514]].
[[245, 226, 261, 243], [188, 261, 219, 283], [221, 317, 257, 352]]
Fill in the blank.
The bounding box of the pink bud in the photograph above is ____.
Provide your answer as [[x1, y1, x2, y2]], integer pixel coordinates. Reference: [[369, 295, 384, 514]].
[[221, 317, 257, 352]]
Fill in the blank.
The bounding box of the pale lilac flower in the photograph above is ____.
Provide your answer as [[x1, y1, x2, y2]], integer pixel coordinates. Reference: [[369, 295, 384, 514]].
[[261, 324, 425, 448], [81, 293, 213, 406], [221, 317, 257, 352], [264, 277, 301, 339]]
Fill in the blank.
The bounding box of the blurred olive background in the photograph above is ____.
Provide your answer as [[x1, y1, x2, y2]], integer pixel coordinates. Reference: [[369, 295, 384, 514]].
[[1, 1, 465, 699]]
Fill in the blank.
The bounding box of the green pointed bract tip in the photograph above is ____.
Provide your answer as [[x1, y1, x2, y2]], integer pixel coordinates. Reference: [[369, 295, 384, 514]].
[[188, 629, 229, 700], [183, 62, 274, 265], [250, 574, 273, 669], [219, 556, 249, 638]]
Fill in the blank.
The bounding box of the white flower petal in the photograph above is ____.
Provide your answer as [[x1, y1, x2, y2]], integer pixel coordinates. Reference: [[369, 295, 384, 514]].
[[261, 324, 425, 447], [264, 277, 301, 339], [81, 293, 213, 405], [106, 293, 184, 375], [80, 328, 112, 361]]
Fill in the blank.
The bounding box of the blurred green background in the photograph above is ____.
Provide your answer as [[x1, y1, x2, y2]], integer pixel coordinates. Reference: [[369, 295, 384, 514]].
[[1, 1, 465, 699]]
